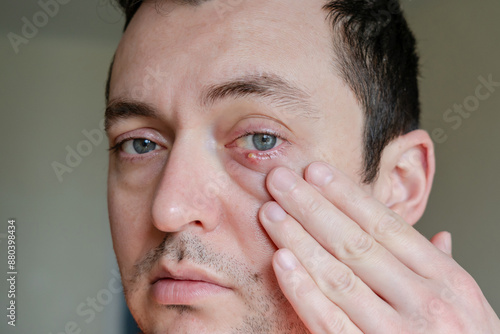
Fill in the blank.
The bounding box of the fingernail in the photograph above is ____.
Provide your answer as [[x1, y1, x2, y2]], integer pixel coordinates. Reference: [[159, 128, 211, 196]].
[[308, 162, 334, 187], [264, 202, 287, 223], [276, 249, 297, 271], [272, 168, 297, 192]]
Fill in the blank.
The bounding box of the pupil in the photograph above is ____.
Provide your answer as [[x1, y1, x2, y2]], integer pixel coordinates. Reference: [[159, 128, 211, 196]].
[[133, 139, 156, 154], [252, 134, 277, 151]]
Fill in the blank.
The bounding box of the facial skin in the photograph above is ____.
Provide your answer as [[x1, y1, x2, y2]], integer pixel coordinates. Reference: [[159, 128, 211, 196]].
[[107, 0, 399, 333]]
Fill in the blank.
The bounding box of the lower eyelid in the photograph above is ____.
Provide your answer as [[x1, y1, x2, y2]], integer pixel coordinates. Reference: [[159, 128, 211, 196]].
[[243, 142, 289, 162]]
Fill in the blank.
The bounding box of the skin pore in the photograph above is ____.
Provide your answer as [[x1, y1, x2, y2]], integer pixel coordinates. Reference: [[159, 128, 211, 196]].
[[107, 0, 378, 333]]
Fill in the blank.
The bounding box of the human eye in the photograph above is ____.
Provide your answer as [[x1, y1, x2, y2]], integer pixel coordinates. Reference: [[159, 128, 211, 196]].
[[119, 138, 160, 155], [226, 125, 291, 163], [234, 131, 284, 152], [109, 131, 165, 159]]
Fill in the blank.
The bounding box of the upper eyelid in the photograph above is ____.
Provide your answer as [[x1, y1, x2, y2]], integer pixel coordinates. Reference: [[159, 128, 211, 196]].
[[229, 119, 291, 143], [236, 130, 285, 140], [113, 128, 167, 146]]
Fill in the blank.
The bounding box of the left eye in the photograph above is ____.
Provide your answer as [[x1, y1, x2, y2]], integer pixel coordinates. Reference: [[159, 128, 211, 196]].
[[236, 133, 283, 151], [122, 138, 159, 155]]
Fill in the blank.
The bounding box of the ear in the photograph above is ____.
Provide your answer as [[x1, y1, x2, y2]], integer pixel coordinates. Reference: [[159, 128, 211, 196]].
[[371, 129, 435, 225]]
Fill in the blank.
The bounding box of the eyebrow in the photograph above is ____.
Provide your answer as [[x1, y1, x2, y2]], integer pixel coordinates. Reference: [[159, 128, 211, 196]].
[[105, 73, 319, 132], [105, 100, 158, 133]]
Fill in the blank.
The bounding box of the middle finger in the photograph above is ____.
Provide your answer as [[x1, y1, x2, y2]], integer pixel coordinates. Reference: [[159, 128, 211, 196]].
[[265, 167, 425, 310]]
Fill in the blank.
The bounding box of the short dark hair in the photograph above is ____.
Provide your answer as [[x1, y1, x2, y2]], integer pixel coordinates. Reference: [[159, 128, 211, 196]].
[[106, 0, 420, 183]]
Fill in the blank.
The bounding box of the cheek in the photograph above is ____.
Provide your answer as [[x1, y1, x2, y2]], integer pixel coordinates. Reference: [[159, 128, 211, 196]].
[[213, 161, 276, 267], [222, 148, 310, 201], [224, 159, 270, 201], [219, 148, 317, 258], [107, 173, 160, 272]]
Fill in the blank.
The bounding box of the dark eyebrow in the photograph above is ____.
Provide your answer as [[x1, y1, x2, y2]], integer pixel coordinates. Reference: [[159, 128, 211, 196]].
[[105, 100, 159, 133], [105, 73, 319, 132], [201, 73, 319, 120]]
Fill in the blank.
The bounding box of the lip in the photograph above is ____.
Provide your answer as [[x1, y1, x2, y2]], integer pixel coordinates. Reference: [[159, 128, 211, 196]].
[[150, 264, 231, 305]]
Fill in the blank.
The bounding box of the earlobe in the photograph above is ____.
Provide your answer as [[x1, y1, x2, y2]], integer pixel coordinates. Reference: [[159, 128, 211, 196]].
[[374, 129, 435, 225]]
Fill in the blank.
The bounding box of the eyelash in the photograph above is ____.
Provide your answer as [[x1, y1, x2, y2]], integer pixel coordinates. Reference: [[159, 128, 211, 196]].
[[109, 129, 289, 160], [109, 136, 136, 154], [232, 129, 289, 160], [236, 129, 284, 140]]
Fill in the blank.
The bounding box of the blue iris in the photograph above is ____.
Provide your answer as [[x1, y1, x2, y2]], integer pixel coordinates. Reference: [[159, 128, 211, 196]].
[[132, 139, 157, 154], [252, 134, 277, 151]]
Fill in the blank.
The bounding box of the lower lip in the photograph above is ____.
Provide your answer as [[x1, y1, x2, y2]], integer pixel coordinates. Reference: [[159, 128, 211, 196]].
[[151, 279, 230, 305]]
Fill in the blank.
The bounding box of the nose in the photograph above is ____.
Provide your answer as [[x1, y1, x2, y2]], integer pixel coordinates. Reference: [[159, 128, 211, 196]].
[[151, 138, 224, 234]]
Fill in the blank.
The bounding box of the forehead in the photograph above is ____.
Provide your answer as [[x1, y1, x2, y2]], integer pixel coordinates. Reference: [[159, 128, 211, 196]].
[[110, 0, 339, 103]]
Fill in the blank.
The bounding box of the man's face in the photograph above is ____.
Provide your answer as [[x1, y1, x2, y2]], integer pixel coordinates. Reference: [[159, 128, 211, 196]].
[[107, 0, 366, 333]]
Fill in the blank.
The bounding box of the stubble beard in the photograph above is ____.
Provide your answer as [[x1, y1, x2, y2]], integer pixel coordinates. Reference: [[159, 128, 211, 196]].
[[119, 232, 310, 334]]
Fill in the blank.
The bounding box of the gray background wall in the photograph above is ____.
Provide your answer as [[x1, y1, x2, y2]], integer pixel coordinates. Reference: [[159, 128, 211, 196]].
[[0, 1, 498, 333]]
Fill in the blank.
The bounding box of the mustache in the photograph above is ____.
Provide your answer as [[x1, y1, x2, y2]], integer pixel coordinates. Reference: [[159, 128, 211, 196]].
[[131, 233, 198, 283], [127, 232, 260, 289]]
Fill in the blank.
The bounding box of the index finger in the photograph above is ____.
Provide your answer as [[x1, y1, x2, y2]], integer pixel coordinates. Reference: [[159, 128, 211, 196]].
[[304, 161, 454, 279]]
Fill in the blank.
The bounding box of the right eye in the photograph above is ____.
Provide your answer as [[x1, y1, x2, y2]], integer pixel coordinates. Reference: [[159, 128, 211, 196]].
[[121, 138, 159, 155]]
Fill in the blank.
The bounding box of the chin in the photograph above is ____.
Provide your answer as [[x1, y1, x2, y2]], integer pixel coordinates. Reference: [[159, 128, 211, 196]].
[[126, 286, 310, 334]]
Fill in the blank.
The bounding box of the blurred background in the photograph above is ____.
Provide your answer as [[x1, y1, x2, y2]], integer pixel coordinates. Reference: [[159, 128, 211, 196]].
[[0, 0, 499, 333]]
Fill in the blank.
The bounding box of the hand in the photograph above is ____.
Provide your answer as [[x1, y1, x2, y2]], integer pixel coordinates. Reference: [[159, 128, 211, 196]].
[[259, 162, 500, 333]]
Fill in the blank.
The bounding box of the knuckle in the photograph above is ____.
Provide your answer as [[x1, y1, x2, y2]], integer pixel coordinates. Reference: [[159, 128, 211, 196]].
[[282, 225, 308, 249], [420, 296, 465, 331], [342, 231, 375, 259], [439, 284, 458, 304], [305, 195, 329, 220], [305, 198, 338, 230], [289, 187, 303, 204], [325, 267, 357, 294], [407, 311, 429, 333], [374, 211, 405, 237], [294, 275, 317, 299], [320, 309, 347, 334], [446, 269, 477, 292], [307, 196, 324, 215], [387, 318, 405, 333], [337, 185, 360, 208], [414, 287, 465, 330], [457, 272, 479, 292], [450, 271, 484, 304], [303, 245, 329, 271], [426, 296, 449, 317]]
